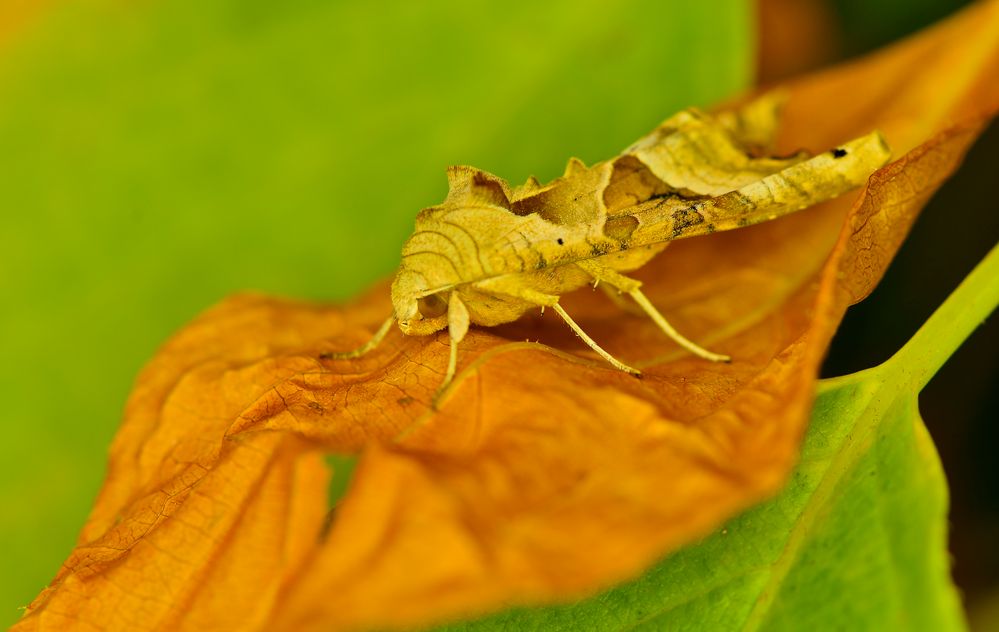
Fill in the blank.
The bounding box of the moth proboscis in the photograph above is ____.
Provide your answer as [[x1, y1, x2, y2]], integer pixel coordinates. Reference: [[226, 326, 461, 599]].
[[324, 93, 892, 404]]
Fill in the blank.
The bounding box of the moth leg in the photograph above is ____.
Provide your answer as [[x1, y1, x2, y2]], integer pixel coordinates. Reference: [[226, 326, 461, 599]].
[[598, 282, 643, 315], [473, 277, 640, 376], [441, 291, 470, 394], [321, 315, 395, 359], [551, 304, 641, 376], [629, 289, 730, 362], [576, 261, 730, 363]]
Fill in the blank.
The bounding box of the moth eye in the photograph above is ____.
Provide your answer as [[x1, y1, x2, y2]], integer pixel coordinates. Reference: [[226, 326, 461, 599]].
[[417, 293, 448, 319]]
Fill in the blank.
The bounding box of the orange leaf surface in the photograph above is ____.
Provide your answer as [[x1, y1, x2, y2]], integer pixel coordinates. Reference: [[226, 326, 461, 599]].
[[15, 3, 999, 631]]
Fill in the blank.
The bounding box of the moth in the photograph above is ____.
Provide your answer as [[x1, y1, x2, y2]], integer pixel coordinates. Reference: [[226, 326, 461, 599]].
[[327, 94, 891, 398]]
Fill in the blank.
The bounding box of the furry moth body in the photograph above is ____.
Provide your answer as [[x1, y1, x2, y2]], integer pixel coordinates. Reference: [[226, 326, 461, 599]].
[[329, 95, 891, 400]]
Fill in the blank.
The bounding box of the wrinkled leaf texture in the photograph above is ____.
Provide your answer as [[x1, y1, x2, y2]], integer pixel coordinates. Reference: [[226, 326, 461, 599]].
[[433, 239, 999, 631], [15, 2, 999, 631]]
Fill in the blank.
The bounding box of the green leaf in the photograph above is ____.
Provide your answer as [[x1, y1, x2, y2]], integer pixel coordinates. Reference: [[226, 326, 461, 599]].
[[326, 454, 359, 510], [428, 243, 999, 630], [0, 1, 751, 623]]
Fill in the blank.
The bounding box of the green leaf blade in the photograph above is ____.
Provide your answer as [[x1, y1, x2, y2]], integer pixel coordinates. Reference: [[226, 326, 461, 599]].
[[749, 391, 964, 632], [432, 376, 963, 631], [433, 243, 999, 630]]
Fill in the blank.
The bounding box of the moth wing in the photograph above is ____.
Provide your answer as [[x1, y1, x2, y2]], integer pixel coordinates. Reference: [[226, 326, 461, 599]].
[[626, 107, 809, 197], [626, 130, 892, 244], [444, 165, 513, 210], [714, 90, 788, 153], [509, 160, 613, 225]]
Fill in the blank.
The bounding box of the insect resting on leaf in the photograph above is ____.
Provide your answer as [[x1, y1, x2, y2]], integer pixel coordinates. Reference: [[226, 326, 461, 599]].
[[323, 93, 891, 403]]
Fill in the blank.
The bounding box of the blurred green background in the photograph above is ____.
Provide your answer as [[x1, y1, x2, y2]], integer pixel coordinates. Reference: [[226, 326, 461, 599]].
[[1, 0, 994, 628], [0, 0, 751, 622]]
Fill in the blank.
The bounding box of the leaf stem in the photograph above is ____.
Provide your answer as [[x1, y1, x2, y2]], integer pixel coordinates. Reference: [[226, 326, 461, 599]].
[[888, 242, 999, 392]]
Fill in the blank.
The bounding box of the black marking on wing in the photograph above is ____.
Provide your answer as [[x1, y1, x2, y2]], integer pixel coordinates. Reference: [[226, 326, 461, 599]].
[[671, 207, 705, 237], [536, 252, 548, 270]]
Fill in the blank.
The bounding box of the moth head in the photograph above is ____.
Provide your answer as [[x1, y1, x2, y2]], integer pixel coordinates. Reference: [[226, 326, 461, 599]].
[[390, 271, 450, 336]]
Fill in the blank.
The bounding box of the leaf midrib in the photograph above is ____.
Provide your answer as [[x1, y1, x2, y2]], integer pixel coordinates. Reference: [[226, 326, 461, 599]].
[[738, 371, 899, 631]]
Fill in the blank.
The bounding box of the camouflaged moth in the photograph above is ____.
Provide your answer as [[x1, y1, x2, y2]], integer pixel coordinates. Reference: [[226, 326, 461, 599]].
[[325, 94, 891, 399]]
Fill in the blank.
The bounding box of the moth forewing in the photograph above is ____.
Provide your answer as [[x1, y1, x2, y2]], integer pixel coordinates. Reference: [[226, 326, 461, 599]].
[[625, 130, 892, 246], [326, 94, 892, 403]]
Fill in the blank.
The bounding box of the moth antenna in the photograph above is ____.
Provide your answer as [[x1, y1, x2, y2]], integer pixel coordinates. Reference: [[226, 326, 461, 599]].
[[320, 316, 395, 360]]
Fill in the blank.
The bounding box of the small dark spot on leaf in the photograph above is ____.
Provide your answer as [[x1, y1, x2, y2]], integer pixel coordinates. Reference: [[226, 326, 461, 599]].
[[832, 148, 848, 158], [557, 238, 564, 245]]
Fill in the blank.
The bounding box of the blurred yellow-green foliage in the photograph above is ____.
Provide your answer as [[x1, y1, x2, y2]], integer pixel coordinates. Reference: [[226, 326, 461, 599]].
[[0, 0, 751, 622], [3, 0, 994, 627]]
